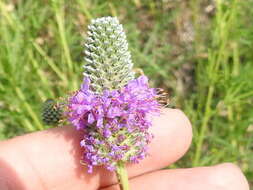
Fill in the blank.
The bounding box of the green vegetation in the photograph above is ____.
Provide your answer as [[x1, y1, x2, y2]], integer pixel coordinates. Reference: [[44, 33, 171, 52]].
[[0, 0, 252, 186]]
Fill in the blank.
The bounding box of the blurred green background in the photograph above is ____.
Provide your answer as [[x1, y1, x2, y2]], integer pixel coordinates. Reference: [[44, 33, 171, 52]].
[[0, 0, 252, 186]]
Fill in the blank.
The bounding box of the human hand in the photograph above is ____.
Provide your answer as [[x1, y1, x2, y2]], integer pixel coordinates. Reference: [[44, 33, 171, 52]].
[[0, 109, 249, 190]]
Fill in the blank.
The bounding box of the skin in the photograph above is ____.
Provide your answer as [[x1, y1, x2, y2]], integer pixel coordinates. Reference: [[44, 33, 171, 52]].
[[0, 109, 249, 190]]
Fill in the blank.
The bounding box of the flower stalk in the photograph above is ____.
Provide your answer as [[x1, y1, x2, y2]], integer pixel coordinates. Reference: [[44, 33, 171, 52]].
[[116, 161, 130, 190]]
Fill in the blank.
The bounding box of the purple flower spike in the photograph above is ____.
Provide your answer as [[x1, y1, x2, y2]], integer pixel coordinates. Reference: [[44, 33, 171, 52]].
[[67, 75, 161, 172]]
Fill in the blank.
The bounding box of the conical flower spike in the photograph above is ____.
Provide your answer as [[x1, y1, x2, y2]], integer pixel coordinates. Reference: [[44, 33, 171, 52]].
[[83, 17, 135, 93]]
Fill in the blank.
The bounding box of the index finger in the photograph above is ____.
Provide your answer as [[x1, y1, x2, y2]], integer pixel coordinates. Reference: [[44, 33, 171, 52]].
[[0, 108, 192, 190]]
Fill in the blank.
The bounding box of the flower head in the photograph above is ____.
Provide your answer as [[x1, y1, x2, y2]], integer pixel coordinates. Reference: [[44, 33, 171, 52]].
[[67, 75, 160, 173]]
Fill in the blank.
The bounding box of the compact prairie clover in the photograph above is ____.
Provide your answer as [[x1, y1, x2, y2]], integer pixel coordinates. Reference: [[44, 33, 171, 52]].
[[67, 16, 161, 189]]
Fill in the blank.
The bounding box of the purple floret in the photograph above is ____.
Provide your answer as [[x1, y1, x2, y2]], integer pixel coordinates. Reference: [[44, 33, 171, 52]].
[[67, 75, 161, 173]]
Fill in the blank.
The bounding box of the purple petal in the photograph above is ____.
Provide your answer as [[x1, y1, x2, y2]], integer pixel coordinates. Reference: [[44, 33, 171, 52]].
[[75, 92, 85, 103], [103, 89, 110, 97], [103, 129, 111, 138], [87, 165, 93, 173], [97, 117, 103, 127], [88, 113, 95, 124], [80, 140, 86, 147], [76, 105, 92, 114], [138, 75, 148, 85], [81, 77, 90, 92], [107, 106, 121, 118]]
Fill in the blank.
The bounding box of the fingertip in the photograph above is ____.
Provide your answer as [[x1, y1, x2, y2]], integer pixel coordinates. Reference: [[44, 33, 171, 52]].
[[210, 163, 250, 190], [102, 164, 249, 190], [150, 108, 192, 165], [168, 108, 193, 151]]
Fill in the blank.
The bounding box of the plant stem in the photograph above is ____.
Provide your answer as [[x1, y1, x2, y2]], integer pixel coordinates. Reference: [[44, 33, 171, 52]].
[[116, 161, 130, 190], [193, 85, 214, 166]]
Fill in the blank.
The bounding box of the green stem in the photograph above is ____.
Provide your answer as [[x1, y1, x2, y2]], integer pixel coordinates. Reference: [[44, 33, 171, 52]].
[[193, 85, 214, 166], [15, 87, 44, 131], [116, 161, 130, 190]]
